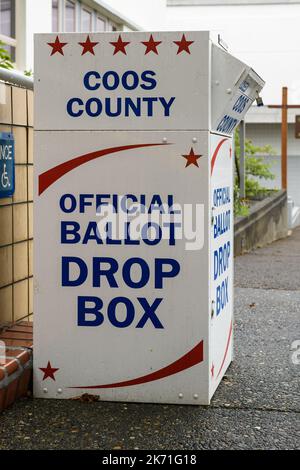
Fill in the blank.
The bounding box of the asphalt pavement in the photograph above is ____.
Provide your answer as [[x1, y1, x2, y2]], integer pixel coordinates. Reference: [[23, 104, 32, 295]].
[[0, 229, 299, 450]]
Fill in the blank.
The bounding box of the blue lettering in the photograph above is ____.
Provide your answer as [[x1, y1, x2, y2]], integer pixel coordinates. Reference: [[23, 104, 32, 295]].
[[62, 257, 87, 286], [80, 194, 94, 213], [67, 98, 83, 117], [141, 70, 157, 90], [108, 297, 135, 328], [155, 258, 180, 288], [141, 222, 162, 246], [214, 242, 231, 280], [102, 71, 119, 90], [217, 115, 238, 134], [136, 298, 164, 329], [142, 97, 158, 117], [105, 97, 122, 117], [86, 97, 102, 117], [125, 97, 141, 117], [82, 222, 103, 245], [93, 257, 119, 287], [159, 97, 176, 116], [122, 70, 139, 90], [61, 221, 81, 244], [216, 277, 229, 315], [77, 296, 104, 326], [60, 194, 77, 213], [77, 296, 164, 329], [83, 71, 101, 90], [122, 258, 150, 288]]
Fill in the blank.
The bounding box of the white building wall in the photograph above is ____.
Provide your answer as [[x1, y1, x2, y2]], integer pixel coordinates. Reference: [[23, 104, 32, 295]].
[[16, 0, 52, 72], [165, 2, 300, 105], [247, 124, 299, 157], [104, 0, 166, 30], [15, 0, 144, 71]]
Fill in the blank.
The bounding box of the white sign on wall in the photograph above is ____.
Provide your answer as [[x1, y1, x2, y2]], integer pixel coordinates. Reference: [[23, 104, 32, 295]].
[[34, 31, 264, 405]]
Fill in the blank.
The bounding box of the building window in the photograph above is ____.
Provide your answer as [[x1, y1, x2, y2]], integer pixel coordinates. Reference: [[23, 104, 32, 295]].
[[0, 0, 15, 61], [81, 7, 92, 31], [107, 22, 119, 32], [96, 15, 105, 32], [52, 0, 59, 32], [51, 1, 123, 34], [65, 0, 76, 32]]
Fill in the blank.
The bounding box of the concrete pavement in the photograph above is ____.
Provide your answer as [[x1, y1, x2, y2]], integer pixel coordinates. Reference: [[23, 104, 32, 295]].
[[0, 229, 299, 450]]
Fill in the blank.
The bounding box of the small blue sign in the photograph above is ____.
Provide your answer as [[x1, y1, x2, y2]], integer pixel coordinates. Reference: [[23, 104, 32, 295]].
[[0, 132, 15, 198]]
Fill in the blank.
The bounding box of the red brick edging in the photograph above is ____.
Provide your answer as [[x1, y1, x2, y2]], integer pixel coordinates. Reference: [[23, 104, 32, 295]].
[[0, 321, 33, 412]]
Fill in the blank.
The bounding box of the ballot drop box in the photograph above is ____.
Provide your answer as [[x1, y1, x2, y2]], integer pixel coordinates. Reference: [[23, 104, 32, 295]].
[[34, 31, 264, 405]]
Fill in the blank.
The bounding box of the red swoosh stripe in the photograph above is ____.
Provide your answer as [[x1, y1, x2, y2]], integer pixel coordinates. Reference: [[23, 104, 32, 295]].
[[217, 319, 233, 378], [39, 143, 169, 195], [69, 340, 203, 389], [210, 138, 228, 175]]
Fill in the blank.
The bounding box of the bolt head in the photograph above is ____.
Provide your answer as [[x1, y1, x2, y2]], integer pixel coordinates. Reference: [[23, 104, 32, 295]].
[[162, 137, 167, 143], [193, 394, 199, 400], [192, 137, 197, 143], [178, 393, 183, 399], [57, 388, 63, 394], [43, 388, 48, 393]]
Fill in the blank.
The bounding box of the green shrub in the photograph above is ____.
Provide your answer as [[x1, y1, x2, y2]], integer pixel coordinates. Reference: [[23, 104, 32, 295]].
[[0, 41, 14, 70], [234, 129, 276, 214], [234, 183, 249, 217]]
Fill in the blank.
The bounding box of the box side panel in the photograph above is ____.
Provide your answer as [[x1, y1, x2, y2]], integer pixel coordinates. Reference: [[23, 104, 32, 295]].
[[209, 132, 234, 400]]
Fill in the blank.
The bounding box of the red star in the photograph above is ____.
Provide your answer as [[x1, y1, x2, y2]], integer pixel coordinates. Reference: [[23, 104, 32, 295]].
[[110, 35, 130, 55], [47, 36, 67, 56], [78, 35, 99, 55], [141, 34, 162, 55], [173, 34, 194, 55], [39, 361, 59, 381], [211, 363, 215, 378], [182, 147, 202, 168]]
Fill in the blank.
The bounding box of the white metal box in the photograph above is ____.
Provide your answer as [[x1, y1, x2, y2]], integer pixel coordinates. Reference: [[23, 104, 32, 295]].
[[34, 31, 264, 404]]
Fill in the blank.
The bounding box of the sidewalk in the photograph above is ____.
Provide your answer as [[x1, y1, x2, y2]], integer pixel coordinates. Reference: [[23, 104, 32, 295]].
[[0, 229, 299, 450]]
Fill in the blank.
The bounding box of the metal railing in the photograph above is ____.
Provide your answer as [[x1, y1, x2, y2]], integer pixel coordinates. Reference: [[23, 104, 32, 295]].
[[0, 67, 33, 90]]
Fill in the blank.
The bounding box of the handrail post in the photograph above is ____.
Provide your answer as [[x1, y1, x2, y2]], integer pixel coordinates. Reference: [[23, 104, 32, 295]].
[[281, 87, 288, 190], [239, 120, 246, 199]]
